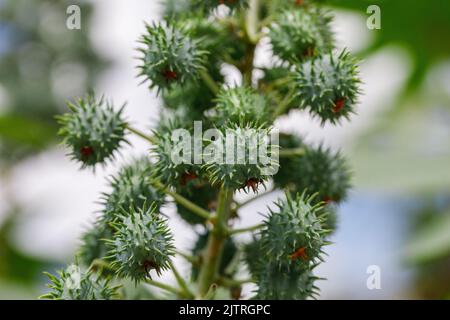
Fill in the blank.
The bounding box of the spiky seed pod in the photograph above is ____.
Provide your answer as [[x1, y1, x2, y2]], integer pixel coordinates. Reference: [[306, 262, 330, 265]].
[[102, 157, 165, 223], [138, 22, 208, 91], [244, 237, 265, 277], [152, 119, 204, 188], [275, 134, 351, 203], [107, 205, 175, 282], [191, 231, 238, 281], [176, 182, 219, 225], [41, 265, 119, 300], [256, 263, 319, 300], [203, 124, 279, 191], [192, 0, 249, 12], [78, 218, 113, 267], [269, 9, 334, 63], [321, 204, 338, 233], [56, 95, 127, 168], [294, 50, 361, 124], [261, 192, 328, 270], [213, 87, 271, 127]]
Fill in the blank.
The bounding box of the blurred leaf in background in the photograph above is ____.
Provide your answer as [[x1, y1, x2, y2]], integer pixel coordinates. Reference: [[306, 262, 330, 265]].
[[330, 0, 450, 94], [330, 0, 450, 299], [0, 0, 107, 162], [0, 0, 107, 297], [404, 201, 450, 299]]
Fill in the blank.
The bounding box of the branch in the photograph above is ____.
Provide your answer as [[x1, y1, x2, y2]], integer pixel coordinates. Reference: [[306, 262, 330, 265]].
[[199, 70, 220, 95], [228, 223, 264, 235], [197, 187, 234, 298], [145, 279, 185, 298], [273, 86, 297, 118], [151, 180, 213, 221], [279, 147, 306, 157], [237, 189, 276, 209], [245, 0, 261, 44], [169, 260, 195, 299], [175, 250, 199, 266], [125, 124, 157, 144], [217, 276, 254, 288]]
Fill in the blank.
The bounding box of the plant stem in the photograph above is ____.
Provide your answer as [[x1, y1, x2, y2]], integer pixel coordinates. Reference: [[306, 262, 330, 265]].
[[152, 180, 212, 221], [145, 279, 184, 297], [197, 187, 234, 298], [228, 223, 264, 235], [200, 70, 220, 95], [217, 276, 253, 288], [175, 250, 199, 266], [279, 147, 306, 157], [169, 260, 195, 299], [125, 124, 157, 144], [241, 0, 260, 86], [245, 0, 261, 44], [236, 189, 276, 209], [273, 86, 297, 118]]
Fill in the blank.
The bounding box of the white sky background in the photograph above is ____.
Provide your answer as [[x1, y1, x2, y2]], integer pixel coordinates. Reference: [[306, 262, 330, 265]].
[[0, 1, 415, 298]]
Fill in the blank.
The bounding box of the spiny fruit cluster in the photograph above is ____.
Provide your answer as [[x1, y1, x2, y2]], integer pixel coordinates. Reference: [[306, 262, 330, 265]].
[[43, 0, 361, 300]]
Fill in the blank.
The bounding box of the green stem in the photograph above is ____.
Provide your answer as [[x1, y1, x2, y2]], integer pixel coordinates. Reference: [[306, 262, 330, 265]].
[[175, 250, 199, 266], [273, 86, 297, 118], [228, 223, 264, 235], [145, 279, 184, 297], [241, 0, 260, 86], [199, 70, 220, 95], [169, 260, 195, 299], [152, 180, 212, 221], [197, 188, 234, 298], [245, 0, 261, 44], [279, 147, 306, 157], [217, 277, 254, 288], [125, 124, 157, 144], [237, 189, 276, 209], [88, 259, 114, 273]]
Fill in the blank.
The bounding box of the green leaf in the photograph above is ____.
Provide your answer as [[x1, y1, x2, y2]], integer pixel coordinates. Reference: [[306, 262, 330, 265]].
[[405, 211, 450, 264]]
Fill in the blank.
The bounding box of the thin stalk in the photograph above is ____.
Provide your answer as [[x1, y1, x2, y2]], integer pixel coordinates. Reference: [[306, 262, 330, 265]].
[[125, 124, 157, 144], [197, 188, 234, 298], [145, 279, 184, 297], [217, 277, 254, 288], [200, 70, 220, 95], [237, 189, 276, 209], [152, 180, 212, 221], [241, 0, 260, 86], [169, 260, 195, 299], [228, 223, 264, 235], [88, 259, 114, 272], [175, 250, 199, 266], [273, 86, 297, 118], [279, 147, 306, 157]]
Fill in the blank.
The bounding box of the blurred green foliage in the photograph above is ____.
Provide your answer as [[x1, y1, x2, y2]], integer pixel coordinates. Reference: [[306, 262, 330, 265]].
[[330, 0, 450, 93], [0, 0, 107, 161], [0, 0, 107, 297]]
